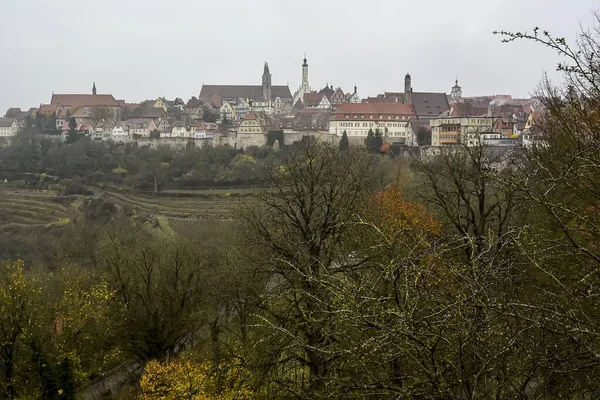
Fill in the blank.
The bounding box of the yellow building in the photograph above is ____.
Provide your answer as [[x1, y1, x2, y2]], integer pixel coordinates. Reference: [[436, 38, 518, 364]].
[[154, 97, 168, 112], [219, 102, 236, 120], [431, 117, 495, 146], [170, 122, 190, 138]]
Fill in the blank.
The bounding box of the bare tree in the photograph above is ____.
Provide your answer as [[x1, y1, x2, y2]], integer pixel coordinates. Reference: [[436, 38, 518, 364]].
[[240, 139, 380, 398], [413, 141, 525, 259]]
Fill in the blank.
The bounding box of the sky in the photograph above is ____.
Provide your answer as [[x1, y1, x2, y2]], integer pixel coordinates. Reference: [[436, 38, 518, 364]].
[[0, 0, 598, 113]]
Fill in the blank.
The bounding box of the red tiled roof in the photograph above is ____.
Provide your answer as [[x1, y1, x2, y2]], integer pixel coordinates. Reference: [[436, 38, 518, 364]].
[[303, 93, 325, 107], [51, 94, 120, 107], [334, 103, 415, 118], [362, 96, 400, 104], [39, 104, 56, 115], [449, 102, 488, 117]]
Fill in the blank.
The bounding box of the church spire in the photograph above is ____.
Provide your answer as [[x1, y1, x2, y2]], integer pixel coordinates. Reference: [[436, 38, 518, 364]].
[[451, 77, 462, 101], [92, 82, 97, 95], [262, 62, 272, 102], [301, 54, 309, 91]]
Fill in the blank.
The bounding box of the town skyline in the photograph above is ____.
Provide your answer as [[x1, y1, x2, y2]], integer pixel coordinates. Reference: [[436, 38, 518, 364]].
[[1, 0, 598, 113]]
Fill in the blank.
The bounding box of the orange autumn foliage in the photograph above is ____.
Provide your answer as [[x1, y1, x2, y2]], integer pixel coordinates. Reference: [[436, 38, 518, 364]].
[[368, 186, 441, 241]]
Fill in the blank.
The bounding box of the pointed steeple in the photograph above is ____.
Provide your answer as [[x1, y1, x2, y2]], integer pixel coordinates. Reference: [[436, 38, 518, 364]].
[[92, 82, 97, 95], [354, 83, 357, 94], [262, 62, 272, 102], [302, 53, 308, 67]]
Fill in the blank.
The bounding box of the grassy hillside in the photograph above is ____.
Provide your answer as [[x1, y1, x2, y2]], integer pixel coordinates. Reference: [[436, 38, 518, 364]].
[[0, 189, 75, 231], [100, 190, 245, 220]]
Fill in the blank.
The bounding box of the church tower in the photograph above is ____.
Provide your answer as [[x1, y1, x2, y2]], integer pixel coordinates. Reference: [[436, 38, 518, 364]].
[[404, 73, 412, 104], [451, 79, 462, 101], [92, 82, 97, 95], [301, 54, 309, 91], [262, 62, 272, 102]]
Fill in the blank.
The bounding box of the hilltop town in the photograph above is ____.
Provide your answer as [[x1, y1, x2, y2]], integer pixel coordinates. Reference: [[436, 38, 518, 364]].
[[1, 55, 542, 151]]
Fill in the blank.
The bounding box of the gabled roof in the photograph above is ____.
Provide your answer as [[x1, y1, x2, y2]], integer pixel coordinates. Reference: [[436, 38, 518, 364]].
[[329, 88, 346, 104], [366, 91, 449, 117], [51, 94, 120, 107], [199, 85, 292, 101], [449, 102, 488, 117], [411, 92, 449, 117], [303, 93, 325, 107], [318, 85, 334, 98], [0, 118, 17, 127]]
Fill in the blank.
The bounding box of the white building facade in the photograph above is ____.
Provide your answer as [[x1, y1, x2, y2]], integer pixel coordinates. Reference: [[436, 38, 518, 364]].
[[329, 103, 417, 145], [0, 119, 19, 137]]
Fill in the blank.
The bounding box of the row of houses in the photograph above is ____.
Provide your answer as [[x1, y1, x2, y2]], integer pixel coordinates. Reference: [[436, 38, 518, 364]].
[[61, 119, 219, 141], [3, 59, 543, 150]]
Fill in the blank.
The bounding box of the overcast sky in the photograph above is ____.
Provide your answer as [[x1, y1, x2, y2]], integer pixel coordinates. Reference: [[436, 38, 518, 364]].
[[0, 0, 598, 113]]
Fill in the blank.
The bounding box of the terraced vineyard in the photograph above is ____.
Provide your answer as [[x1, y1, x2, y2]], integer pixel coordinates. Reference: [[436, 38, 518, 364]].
[[100, 190, 247, 220], [0, 189, 75, 230]]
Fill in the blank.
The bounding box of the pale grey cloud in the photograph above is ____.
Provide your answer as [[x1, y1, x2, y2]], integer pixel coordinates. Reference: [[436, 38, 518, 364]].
[[0, 0, 598, 113]]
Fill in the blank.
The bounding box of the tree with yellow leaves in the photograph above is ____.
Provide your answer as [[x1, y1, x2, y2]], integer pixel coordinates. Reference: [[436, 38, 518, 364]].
[[139, 356, 256, 400]]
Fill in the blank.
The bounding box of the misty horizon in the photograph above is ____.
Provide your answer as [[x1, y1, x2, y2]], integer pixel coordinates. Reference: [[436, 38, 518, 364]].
[[1, 0, 599, 112]]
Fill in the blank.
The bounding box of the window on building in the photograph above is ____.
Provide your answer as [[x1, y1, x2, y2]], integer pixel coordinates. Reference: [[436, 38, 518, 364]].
[[354, 114, 358, 118]]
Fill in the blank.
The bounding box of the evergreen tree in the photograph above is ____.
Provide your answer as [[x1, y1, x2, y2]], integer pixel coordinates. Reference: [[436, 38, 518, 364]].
[[65, 117, 79, 144], [366, 128, 383, 153], [149, 129, 161, 139], [339, 130, 349, 151], [365, 128, 375, 152], [374, 129, 383, 151]]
